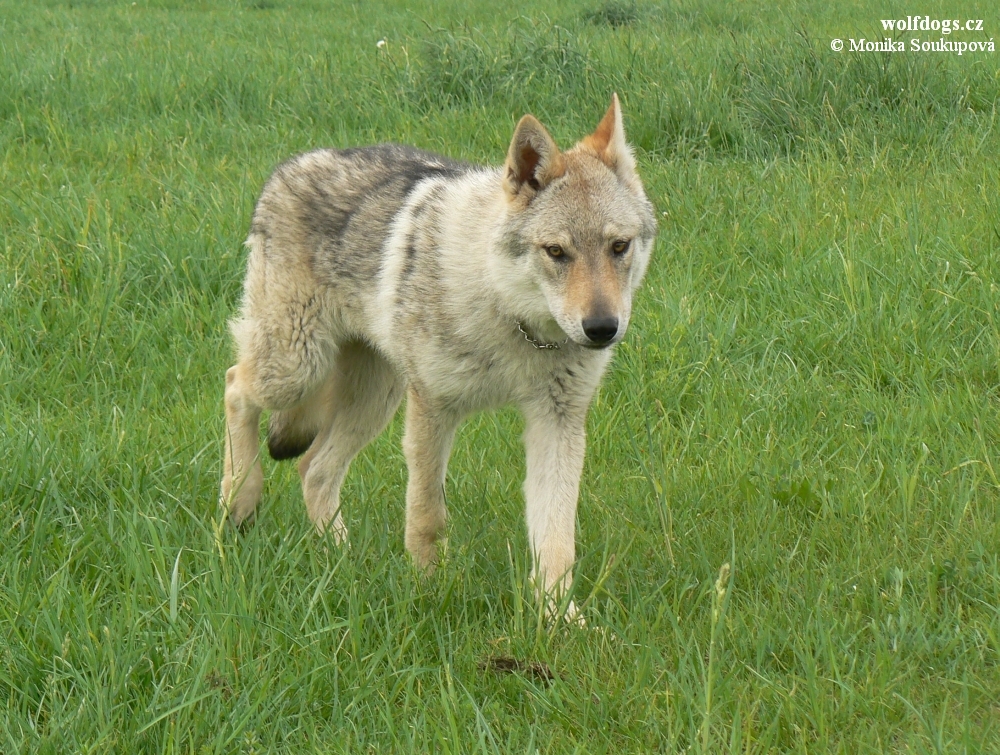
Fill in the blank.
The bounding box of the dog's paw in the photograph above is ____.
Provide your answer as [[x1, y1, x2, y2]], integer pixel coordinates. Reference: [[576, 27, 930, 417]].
[[562, 600, 587, 627], [544, 596, 586, 627], [405, 531, 446, 575], [317, 517, 349, 547], [228, 510, 256, 534]]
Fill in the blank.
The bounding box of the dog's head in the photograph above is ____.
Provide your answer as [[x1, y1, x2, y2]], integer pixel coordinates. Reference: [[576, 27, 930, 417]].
[[501, 94, 657, 349]]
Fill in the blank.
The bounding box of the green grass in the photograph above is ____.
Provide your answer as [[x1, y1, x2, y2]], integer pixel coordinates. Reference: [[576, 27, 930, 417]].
[[2, 0, 999, 751]]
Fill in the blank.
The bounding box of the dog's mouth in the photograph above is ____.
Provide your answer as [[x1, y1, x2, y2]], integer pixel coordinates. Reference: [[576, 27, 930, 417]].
[[574, 331, 621, 349]]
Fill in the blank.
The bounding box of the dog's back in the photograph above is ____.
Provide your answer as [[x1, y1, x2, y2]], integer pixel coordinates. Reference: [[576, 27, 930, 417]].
[[247, 145, 468, 292]]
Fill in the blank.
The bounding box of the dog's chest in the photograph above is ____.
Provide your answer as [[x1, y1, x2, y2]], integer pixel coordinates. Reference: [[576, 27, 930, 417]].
[[405, 335, 604, 414]]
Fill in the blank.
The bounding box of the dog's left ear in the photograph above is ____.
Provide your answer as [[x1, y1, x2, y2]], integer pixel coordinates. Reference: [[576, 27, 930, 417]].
[[503, 114, 566, 204], [580, 93, 641, 192]]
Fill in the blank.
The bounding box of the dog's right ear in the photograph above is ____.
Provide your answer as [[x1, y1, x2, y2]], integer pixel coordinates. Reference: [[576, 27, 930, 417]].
[[579, 93, 642, 195], [503, 115, 566, 203]]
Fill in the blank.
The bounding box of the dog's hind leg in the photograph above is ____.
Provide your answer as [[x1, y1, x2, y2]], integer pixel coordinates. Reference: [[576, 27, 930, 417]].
[[222, 354, 331, 527], [402, 389, 461, 571], [221, 362, 265, 526], [298, 341, 405, 541], [222, 274, 336, 527]]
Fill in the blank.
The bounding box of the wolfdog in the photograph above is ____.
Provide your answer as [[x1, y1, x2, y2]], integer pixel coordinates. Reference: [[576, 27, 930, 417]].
[[221, 94, 656, 614]]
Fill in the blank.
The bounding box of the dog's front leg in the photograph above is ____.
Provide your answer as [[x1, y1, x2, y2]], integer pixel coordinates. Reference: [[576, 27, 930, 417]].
[[403, 389, 460, 572], [522, 401, 587, 617]]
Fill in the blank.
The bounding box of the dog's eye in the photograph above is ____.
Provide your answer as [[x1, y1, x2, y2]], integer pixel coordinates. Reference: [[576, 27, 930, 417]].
[[545, 245, 565, 259], [611, 240, 630, 255]]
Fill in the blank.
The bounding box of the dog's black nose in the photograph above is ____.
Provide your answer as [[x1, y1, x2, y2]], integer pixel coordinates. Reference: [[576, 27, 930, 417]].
[[582, 316, 619, 344]]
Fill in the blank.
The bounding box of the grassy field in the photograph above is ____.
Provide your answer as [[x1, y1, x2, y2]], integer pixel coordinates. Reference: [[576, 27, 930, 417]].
[[2, 0, 1000, 751]]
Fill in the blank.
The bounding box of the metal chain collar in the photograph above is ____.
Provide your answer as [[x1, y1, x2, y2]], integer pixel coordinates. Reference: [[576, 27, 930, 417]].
[[516, 321, 567, 350]]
